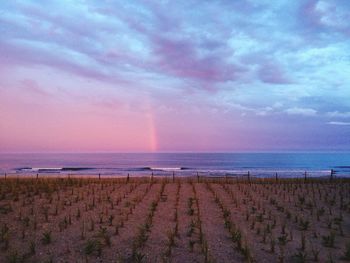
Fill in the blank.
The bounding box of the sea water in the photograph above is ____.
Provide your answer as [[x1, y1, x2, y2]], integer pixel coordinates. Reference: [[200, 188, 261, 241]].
[[0, 152, 349, 178]]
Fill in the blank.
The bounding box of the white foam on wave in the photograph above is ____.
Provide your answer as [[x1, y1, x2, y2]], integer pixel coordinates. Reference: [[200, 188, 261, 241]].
[[28, 167, 62, 171], [150, 167, 182, 171]]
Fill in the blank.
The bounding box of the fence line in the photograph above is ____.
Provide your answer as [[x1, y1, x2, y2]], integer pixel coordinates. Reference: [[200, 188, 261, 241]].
[[0, 170, 347, 181]]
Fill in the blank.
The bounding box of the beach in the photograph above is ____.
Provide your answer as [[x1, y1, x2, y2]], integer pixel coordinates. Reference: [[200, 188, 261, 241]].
[[0, 176, 349, 262], [2, 0, 350, 262]]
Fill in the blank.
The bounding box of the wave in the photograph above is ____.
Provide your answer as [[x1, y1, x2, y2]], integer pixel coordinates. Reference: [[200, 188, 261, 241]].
[[16, 167, 94, 173], [14, 166, 191, 173], [149, 167, 190, 171], [120, 167, 191, 172]]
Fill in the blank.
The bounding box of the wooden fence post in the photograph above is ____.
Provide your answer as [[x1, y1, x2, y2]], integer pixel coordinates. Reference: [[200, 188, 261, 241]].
[[330, 169, 334, 181]]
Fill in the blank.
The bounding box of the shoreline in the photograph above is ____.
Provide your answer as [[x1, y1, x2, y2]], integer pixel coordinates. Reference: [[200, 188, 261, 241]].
[[0, 173, 347, 182]]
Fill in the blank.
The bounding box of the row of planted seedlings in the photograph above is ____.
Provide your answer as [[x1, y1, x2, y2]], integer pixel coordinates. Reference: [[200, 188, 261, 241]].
[[0, 178, 147, 262], [131, 181, 167, 261], [191, 182, 214, 262], [219, 181, 291, 262], [140, 179, 182, 262], [0, 178, 103, 259], [219, 180, 350, 262], [247, 181, 350, 261], [82, 180, 156, 261], [186, 183, 200, 254], [0, 179, 88, 258], [163, 181, 181, 259], [205, 182, 253, 262], [166, 181, 205, 262]]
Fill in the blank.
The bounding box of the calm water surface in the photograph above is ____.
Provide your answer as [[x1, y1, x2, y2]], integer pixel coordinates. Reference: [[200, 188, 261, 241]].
[[0, 153, 349, 178]]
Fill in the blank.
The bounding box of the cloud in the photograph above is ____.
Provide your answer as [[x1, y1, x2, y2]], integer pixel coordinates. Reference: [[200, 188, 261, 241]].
[[299, 0, 350, 37], [285, 107, 317, 116], [151, 36, 244, 87], [326, 111, 350, 118], [327, 121, 350, 126], [258, 62, 292, 84], [1, 0, 350, 151]]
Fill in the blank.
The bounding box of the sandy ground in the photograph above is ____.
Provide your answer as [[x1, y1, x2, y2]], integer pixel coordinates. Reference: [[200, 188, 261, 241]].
[[0, 177, 349, 262]]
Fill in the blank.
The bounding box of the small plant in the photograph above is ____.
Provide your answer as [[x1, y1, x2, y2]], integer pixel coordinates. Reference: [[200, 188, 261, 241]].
[[298, 195, 305, 205], [41, 231, 52, 245], [89, 218, 95, 231], [29, 240, 36, 255], [292, 251, 307, 263], [223, 208, 230, 218], [22, 217, 30, 227], [6, 250, 24, 263], [298, 219, 310, 231], [76, 208, 81, 219], [231, 229, 242, 243], [242, 241, 253, 262], [322, 232, 335, 248], [311, 244, 319, 261], [189, 240, 195, 252], [108, 215, 114, 226], [84, 239, 102, 256], [114, 225, 119, 235], [278, 234, 288, 246], [150, 201, 157, 213], [132, 251, 145, 262], [187, 220, 195, 237], [300, 233, 306, 251], [134, 225, 148, 249], [316, 208, 325, 220], [1, 223, 9, 241], [98, 227, 111, 247], [256, 213, 263, 222], [42, 206, 49, 222], [166, 229, 176, 247], [270, 238, 275, 253], [0, 204, 12, 214], [327, 252, 334, 263], [341, 242, 350, 260]]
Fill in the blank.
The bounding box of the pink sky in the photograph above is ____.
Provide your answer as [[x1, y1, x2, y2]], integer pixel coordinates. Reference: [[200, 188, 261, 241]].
[[1, 1, 350, 152]]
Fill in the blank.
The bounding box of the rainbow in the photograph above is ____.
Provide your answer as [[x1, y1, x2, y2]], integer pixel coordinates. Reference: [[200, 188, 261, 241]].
[[145, 97, 157, 152]]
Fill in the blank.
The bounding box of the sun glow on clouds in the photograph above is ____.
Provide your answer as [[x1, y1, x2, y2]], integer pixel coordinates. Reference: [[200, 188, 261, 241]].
[[0, 0, 350, 152]]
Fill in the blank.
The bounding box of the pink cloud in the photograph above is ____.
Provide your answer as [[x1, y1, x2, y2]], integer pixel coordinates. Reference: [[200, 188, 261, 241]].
[[152, 36, 242, 84], [300, 0, 323, 29], [258, 62, 292, 85], [299, 0, 350, 36]]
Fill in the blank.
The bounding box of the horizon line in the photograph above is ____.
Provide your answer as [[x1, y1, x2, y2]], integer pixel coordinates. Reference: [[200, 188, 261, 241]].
[[1, 150, 350, 154]]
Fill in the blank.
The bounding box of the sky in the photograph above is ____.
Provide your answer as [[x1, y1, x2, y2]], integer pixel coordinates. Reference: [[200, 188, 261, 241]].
[[0, 0, 350, 152]]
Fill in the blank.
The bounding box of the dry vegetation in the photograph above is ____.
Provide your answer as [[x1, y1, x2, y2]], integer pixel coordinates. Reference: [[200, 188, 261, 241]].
[[0, 176, 350, 262]]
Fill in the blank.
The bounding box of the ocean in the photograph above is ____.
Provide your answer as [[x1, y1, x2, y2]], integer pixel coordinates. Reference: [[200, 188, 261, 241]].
[[0, 152, 349, 178]]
